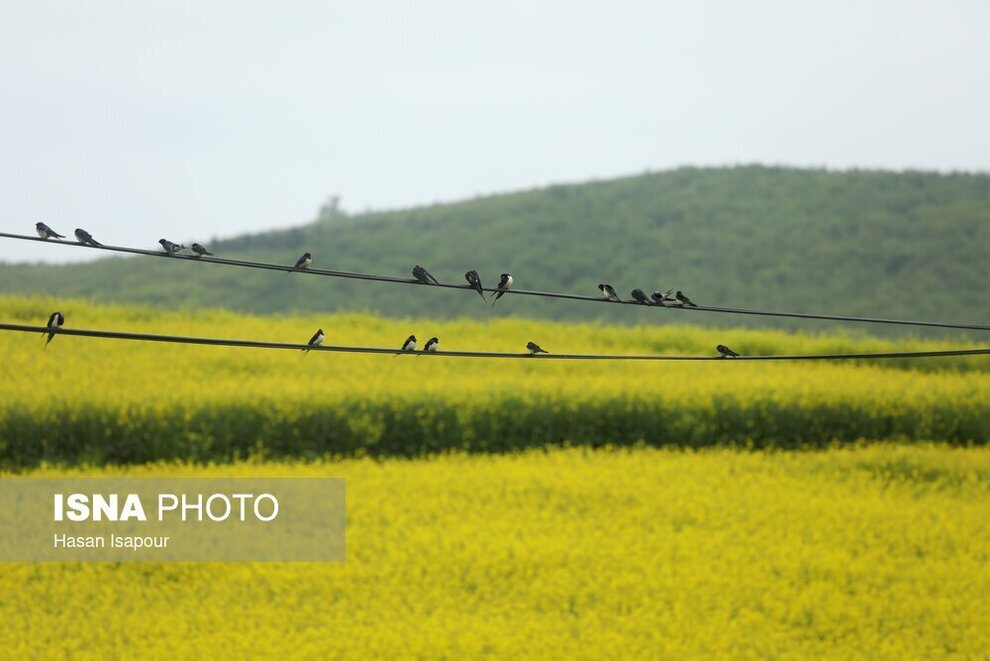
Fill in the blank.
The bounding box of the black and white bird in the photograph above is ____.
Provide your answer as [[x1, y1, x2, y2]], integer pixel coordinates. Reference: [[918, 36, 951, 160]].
[[651, 289, 674, 306], [630, 289, 651, 305], [287, 252, 312, 274], [526, 341, 548, 355], [43, 311, 64, 350], [675, 290, 698, 307], [159, 239, 186, 256], [35, 222, 65, 240], [190, 243, 213, 256], [74, 228, 102, 247], [716, 344, 740, 358], [399, 334, 417, 353], [598, 283, 621, 302], [491, 273, 513, 306], [423, 337, 439, 352], [412, 265, 439, 285], [303, 328, 325, 353], [464, 270, 485, 300], [650, 289, 676, 307]]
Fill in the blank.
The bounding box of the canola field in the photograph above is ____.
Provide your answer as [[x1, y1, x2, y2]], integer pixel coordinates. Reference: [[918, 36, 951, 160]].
[[2, 296, 989, 657], [1, 295, 988, 466], [2, 444, 989, 658]]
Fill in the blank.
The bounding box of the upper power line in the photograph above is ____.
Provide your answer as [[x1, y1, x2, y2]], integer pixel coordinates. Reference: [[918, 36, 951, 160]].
[[3, 231, 989, 333]]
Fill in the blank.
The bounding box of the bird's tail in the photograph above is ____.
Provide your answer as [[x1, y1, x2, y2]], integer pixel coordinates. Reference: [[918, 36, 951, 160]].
[[476, 288, 486, 301], [491, 291, 504, 307]]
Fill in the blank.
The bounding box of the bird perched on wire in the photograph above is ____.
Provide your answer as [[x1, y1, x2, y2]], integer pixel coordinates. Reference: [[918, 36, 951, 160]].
[[159, 239, 186, 256], [74, 228, 102, 247], [35, 222, 65, 240], [42, 311, 64, 350], [287, 252, 312, 274], [412, 265, 439, 285], [651, 290, 674, 306], [599, 283, 621, 302], [675, 290, 698, 307], [464, 270, 485, 300], [491, 273, 513, 306], [303, 328, 325, 354], [423, 337, 439, 352], [630, 289, 652, 305], [397, 334, 417, 355], [716, 344, 740, 358], [190, 243, 213, 257], [526, 341, 548, 355]]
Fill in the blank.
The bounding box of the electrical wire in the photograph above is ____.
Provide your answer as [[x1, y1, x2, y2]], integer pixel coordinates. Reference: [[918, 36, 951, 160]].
[[3, 232, 988, 332], [4, 323, 988, 361]]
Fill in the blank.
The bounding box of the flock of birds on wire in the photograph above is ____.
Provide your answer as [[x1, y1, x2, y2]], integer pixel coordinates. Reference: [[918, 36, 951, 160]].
[[32, 221, 742, 359]]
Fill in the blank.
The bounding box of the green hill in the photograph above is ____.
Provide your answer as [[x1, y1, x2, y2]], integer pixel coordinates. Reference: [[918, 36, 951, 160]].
[[2, 166, 988, 335]]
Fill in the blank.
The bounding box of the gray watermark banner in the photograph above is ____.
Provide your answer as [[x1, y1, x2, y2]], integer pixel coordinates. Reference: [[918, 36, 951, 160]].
[[0, 478, 344, 562]]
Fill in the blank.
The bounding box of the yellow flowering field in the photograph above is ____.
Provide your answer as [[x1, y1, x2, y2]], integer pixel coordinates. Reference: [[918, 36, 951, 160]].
[[1, 295, 988, 465], [2, 444, 988, 658]]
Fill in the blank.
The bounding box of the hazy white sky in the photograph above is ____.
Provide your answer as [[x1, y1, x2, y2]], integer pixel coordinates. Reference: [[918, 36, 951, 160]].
[[2, 0, 988, 263]]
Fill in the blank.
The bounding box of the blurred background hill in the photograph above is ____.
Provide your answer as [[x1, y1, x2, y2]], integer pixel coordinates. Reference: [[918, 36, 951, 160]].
[[2, 165, 987, 335]]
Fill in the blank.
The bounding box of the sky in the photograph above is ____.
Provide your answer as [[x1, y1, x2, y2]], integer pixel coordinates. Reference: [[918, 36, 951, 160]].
[[2, 0, 988, 264]]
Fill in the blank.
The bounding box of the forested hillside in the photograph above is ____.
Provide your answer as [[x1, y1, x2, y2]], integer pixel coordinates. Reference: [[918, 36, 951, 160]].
[[2, 166, 987, 334]]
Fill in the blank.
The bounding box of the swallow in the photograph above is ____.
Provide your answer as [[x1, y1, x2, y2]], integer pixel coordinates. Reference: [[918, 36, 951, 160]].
[[287, 252, 312, 274], [717, 344, 740, 358], [35, 222, 65, 240], [159, 239, 186, 256], [42, 311, 64, 350], [412, 265, 439, 285], [464, 270, 485, 300], [303, 328, 325, 353], [491, 273, 513, 306], [526, 341, 548, 355], [675, 290, 698, 307], [598, 283, 621, 302], [630, 289, 652, 305], [74, 228, 102, 247], [190, 243, 213, 257], [651, 290, 674, 306], [396, 334, 417, 355], [423, 337, 439, 352]]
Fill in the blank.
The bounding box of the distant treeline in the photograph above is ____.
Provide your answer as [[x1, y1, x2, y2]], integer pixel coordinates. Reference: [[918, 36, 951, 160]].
[[1, 166, 987, 337]]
